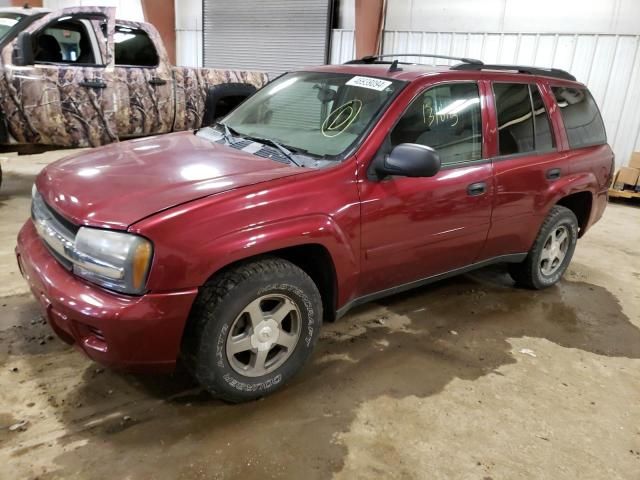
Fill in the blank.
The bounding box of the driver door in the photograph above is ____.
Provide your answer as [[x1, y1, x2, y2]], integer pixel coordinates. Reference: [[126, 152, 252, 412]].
[[357, 81, 494, 295], [1, 7, 117, 147]]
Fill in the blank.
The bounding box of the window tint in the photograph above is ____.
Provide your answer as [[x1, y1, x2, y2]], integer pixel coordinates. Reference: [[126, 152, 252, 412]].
[[493, 83, 534, 155], [34, 19, 97, 65], [552, 87, 606, 148], [114, 25, 158, 67], [390, 83, 482, 165], [531, 84, 555, 152]]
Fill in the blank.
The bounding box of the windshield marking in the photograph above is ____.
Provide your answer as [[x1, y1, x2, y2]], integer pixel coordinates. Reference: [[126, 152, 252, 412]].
[[321, 99, 362, 138]]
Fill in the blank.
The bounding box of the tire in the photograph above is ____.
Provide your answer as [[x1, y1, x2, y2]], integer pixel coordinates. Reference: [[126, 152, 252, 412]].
[[182, 258, 322, 403], [509, 205, 579, 289]]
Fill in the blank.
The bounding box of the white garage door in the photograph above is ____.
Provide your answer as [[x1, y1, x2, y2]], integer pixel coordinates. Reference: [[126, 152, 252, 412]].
[[203, 0, 332, 76]]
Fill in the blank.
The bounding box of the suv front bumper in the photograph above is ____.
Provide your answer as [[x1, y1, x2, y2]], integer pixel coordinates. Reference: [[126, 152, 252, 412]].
[[16, 221, 198, 372]]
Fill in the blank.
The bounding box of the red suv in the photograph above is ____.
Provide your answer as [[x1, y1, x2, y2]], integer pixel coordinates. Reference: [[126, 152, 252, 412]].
[[16, 54, 613, 402]]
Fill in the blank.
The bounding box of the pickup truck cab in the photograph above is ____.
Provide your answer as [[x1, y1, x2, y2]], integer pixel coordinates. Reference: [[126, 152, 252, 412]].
[[16, 55, 614, 402], [0, 5, 267, 150]]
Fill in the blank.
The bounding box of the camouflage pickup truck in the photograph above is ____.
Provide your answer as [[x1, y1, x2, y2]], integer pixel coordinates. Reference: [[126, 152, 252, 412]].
[[0, 5, 268, 152]]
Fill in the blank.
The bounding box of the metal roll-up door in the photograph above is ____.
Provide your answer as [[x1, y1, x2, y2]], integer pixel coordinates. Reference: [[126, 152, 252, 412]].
[[203, 0, 333, 76]]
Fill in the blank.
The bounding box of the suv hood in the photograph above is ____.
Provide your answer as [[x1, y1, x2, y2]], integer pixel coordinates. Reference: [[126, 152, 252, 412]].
[[36, 132, 302, 229]]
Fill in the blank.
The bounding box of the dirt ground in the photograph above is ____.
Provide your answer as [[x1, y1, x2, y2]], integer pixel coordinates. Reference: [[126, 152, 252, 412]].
[[1, 151, 639, 480]]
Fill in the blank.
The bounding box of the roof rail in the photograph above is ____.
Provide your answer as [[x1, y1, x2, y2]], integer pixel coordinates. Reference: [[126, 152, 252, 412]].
[[345, 53, 484, 66], [450, 63, 576, 81]]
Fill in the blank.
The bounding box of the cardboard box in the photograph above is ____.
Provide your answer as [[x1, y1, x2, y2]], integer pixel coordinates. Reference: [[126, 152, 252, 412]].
[[615, 166, 640, 189], [629, 152, 640, 170]]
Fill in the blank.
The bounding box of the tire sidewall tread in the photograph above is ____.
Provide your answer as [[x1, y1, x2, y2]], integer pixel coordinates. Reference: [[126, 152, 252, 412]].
[[183, 258, 322, 403], [510, 205, 579, 289]]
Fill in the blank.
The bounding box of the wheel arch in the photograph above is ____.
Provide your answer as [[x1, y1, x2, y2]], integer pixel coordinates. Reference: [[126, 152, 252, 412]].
[[544, 172, 597, 238], [555, 191, 593, 237], [196, 244, 339, 324]]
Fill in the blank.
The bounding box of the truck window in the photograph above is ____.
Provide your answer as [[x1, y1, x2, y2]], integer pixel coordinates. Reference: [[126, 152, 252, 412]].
[[0, 13, 24, 42], [531, 84, 556, 152], [114, 25, 158, 67], [390, 83, 482, 166], [551, 87, 606, 148], [34, 19, 99, 65], [493, 83, 534, 156]]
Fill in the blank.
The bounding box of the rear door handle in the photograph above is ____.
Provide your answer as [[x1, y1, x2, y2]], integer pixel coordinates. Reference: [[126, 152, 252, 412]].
[[467, 181, 487, 196], [79, 79, 107, 89], [546, 168, 561, 180], [148, 77, 167, 86]]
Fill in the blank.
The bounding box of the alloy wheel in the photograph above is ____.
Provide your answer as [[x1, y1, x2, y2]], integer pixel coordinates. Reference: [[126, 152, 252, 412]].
[[225, 294, 301, 377]]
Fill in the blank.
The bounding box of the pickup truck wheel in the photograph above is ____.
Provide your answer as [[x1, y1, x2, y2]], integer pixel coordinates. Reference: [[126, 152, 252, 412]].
[[183, 258, 322, 403], [508, 205, 578, 289]]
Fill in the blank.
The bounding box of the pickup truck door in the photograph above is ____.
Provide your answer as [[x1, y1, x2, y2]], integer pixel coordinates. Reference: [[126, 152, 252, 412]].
[[111, 21, 175, 138], [357, 81, 494, 295], [0, 7, 118, 147]]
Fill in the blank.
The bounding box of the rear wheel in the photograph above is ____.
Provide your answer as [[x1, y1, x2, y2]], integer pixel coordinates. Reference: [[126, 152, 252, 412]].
[[183, 258, 322, 403], [509, 205, 578, 289]]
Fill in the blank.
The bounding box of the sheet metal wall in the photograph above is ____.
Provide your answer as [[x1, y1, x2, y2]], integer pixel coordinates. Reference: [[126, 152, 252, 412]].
[[330, 30, 640, 167]]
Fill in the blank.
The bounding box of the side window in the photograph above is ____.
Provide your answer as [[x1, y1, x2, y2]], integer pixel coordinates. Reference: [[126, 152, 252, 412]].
[[551, 87, 606, 148], [114, 25, 159, 67], [493, 83, 534, 155], [390, 83, 483, 166], [34, 18, 100, 65], [531, 84, 556, 152]]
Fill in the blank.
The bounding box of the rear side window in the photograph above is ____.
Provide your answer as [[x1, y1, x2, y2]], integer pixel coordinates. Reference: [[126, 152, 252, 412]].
[[493, 83, 534, 155], [114, 25, 158, 67], [552, 87, 606, 148]]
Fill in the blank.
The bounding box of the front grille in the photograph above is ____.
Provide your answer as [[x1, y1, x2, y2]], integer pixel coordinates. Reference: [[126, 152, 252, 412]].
[[31, 191, 78, 270]]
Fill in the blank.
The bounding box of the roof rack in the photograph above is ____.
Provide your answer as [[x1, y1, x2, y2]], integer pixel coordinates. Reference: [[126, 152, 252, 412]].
[[345, 53, 483, 66], [450, 63, 576, 81]]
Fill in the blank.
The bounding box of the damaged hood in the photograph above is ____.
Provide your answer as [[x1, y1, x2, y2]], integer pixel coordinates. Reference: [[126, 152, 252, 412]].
[[36, 131, 303, 229]]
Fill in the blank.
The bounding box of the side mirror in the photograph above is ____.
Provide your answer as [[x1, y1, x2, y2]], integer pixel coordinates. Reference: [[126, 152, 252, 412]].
[[377, 143, 441, 178], [13, 32, 34, 66]]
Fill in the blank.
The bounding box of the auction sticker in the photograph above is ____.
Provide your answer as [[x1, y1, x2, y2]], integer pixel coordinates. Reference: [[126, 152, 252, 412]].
[[346, 76, 393, 91]]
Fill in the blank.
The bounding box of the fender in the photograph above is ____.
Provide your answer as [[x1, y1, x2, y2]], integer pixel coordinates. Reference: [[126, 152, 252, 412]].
[[542, 171, 597, 214], [521, 171, 598, 245], [199, 214, 357, 295], [144, 213, 361, 307]]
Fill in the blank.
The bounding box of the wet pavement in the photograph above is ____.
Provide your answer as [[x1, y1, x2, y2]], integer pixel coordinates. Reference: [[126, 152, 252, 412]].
[[1, 152, 639, 479]]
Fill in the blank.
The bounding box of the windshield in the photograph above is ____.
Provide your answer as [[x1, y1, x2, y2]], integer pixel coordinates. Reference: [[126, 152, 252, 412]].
[[223, 71, 404, 159], [0, 13, 24, 42]]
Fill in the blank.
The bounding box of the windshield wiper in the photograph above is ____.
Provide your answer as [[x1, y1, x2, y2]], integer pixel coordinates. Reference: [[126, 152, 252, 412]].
[[241, 135, 302, 167], [215, 121, 240, 146]]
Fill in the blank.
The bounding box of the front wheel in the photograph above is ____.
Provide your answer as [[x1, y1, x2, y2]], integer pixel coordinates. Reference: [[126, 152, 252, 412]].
[[509, 205, 579, 289], [183, 258, 322, 403]]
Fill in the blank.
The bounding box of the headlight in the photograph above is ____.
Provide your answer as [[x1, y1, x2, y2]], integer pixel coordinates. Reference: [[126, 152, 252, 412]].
[[73, 227, 153, 295]]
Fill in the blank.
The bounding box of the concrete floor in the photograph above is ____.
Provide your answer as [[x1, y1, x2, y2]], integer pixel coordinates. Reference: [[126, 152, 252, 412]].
[[1, 151, 639, 480]]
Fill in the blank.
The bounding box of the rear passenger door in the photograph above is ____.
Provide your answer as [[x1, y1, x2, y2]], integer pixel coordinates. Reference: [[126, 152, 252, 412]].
[[479, 81, 563, 260], [111, 22, 175, 138], [358, 82, 494, 295]]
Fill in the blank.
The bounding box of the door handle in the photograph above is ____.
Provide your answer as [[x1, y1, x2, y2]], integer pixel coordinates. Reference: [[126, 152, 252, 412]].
[[467, 181, 487, 196], [546, 168, 561, 180], [79, 79, 107, 89], [148, 77, 167, 86]]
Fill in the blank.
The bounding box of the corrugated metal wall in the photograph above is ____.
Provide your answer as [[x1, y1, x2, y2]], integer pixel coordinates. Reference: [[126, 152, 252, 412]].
[[203, 0, 332, 76], [330, 30, 640, 167]]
